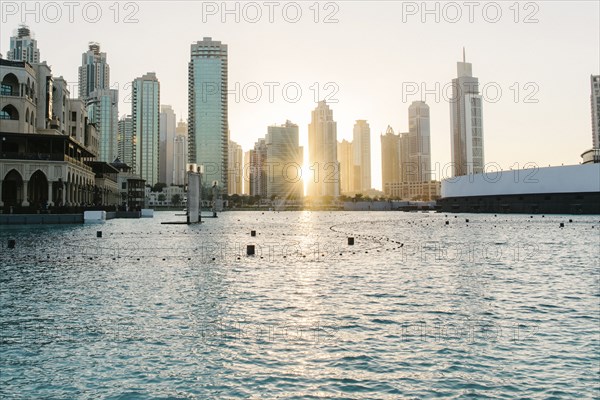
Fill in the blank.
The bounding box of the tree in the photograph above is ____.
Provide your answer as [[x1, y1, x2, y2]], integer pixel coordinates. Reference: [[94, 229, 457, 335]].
[[172, 194, 182, 206], [158, 194, 166, 202], [152, 182, 167, 192]]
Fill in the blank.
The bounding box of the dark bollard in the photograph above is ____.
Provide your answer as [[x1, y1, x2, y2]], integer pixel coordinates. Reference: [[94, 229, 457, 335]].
[[97, 231, 102, 238], [569, 219, 573, 223], [247, 245, 255, 256], [251, 230, 256, 237], [445, 221, 449, 225], [8, 239, 16, 249], [465, 219, 469, 223], [559, 223, 564, 228], [348, 237, 354, 245]]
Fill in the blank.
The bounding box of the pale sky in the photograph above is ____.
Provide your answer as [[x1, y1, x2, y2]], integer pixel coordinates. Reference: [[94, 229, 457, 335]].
[[1, 1, 598, 190]]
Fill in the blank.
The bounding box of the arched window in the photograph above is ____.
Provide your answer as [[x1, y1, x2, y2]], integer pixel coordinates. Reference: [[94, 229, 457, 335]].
[[31, 111, 34, 125], [25, 107, 29, 122], [0, 104, 19, 120], [1, 73, 19, 96]]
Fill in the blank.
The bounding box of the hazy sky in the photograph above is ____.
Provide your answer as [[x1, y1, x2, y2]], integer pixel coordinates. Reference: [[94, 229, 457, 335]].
[[1, 1, 598, 189]]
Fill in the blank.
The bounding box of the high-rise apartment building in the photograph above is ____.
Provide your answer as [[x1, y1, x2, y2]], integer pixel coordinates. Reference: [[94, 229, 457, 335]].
[[78, 42, 110, 100], [87, 88, 119, 163], [308, 101, 339, 197], [450, 51, 484, 176], [352, 120, 371, 192], [337, 139, 354, 195], [159, 105, 176, 185], [265, 120, 303, 199], [188, 37, 228, 190], [173, 120, 188, 186], [7, 25, 40, 64], [408, 101, 431, 182], [132, 72, 160, 185], [228, 140, 243, 195], [118, 115, 133, 167]]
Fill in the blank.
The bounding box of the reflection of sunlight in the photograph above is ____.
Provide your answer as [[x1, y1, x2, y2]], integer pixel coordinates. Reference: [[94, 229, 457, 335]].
[[301, 163, 311, 196]]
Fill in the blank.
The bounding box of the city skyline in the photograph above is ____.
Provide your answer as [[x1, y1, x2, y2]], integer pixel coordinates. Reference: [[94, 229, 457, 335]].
[[1, 2, 598, 190]]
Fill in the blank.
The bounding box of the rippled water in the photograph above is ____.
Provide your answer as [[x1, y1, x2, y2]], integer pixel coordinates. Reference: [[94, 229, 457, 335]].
[[1, 211, 599, 399]]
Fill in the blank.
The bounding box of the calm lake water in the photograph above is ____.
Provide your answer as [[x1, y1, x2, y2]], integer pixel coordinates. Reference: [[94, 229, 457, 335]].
[[1, 211, 599, 399]]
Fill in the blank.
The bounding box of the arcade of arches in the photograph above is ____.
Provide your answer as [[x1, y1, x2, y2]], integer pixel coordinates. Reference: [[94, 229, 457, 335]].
[[1, 168, 117, 208]]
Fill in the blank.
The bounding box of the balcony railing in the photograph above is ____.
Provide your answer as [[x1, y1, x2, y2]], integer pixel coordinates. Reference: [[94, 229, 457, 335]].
[[0, 152, 92, 172]]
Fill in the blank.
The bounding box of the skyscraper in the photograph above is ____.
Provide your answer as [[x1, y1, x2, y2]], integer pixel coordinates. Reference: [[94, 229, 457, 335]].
[[78, 42, 110, 100], [381, 126, 400, 194], [450, 50, 484, 176], [352, 120, 371, 192], [228, 140, 243, 195], [7, 25, 40, 64], [591, 75, 600, 149], [337, 139, 354, 195], [249, 138, 268, 198], [159, 105, 176, 185], [132, 72, 160, 185], [173, 120, 188, 186], [118, 114, 133, 166], [188, 37, 228, 190], [266, 120, 303, 200], [408, 101, 432, 182], [308, 101, 339, 198], [87, 88, 119, 163]]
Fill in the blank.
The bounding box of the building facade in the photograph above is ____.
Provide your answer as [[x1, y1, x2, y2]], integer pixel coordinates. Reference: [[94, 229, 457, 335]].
[[87, 88, 119, 163], [249, 138, 268, 198], [118, 115, 133, 167], [591, 75, 600, 150], [381, 125, 400, 192], [159, 105, 176, 185], [173, 119, 188, 186], [78, 42, 110, 100], [352, 120, 371, 193], [132, 72, 160, 186], [337, 139, 354, 195], [450, 52, 484, 176], [227, 140, 243, 195], [408, 101, 432, 182], [265, 120, 303, 200], [188, 37, 228, 191], [7, 25, 40, 64], [308, 101, 339, 198]]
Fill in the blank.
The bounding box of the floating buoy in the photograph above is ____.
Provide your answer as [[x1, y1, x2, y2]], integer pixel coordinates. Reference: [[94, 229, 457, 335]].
[[559, 223, 564, 228], [97, 231, 102, 238], [8, 239, 16, 249], [247, 245, 255, 256], [348, 237, 354, 245], [251, 230, 256, 237]]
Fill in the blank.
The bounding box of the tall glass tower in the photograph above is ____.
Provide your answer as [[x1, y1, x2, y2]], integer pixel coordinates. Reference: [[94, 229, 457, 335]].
[[132, 73, 160, 185], [450, 50, 484, 177], [188, 37, 228, 190], [408, 101, 431, 182], [308, 101, 339, 198], [118, 115, 134, 167], [7, 25, 40, 64], [352, 120, 371, 192], [87, 89, 119, 163], [78, 42, 110, 100]]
